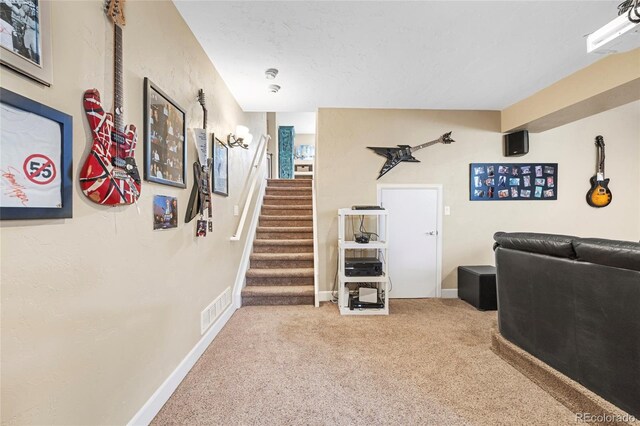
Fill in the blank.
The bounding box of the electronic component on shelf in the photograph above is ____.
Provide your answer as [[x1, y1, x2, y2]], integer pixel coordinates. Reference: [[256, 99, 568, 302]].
[[354, 232, 371, 243], [359, 287, 378, 303], [345, 256, 383, 276], [349, 294, 385, 310]]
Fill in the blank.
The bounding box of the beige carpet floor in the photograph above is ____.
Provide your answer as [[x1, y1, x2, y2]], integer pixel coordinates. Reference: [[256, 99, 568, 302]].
[[152, 299, 577, 425]]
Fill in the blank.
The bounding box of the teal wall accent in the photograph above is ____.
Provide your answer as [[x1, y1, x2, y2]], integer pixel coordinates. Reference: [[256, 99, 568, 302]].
[[278, 126, 295, 179]]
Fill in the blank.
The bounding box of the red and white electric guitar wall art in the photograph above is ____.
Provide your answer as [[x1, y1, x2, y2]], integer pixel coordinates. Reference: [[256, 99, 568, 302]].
[[79, 0, 141, 205]]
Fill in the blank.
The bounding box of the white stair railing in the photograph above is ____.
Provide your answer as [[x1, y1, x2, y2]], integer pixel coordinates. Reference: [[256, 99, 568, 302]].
[[230, 134, 270, 241]]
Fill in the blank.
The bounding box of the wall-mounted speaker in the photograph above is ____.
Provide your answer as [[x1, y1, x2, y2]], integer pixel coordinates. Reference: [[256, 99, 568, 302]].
[[504, 130, 529, 157]]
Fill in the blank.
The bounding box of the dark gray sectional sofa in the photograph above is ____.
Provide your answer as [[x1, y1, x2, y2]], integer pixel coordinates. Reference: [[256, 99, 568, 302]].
[[493, 232, 640, 417]]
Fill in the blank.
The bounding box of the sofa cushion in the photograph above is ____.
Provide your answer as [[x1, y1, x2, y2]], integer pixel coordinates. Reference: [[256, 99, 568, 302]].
[[493, 232, 576, 258], [574, 238, 640, 272]]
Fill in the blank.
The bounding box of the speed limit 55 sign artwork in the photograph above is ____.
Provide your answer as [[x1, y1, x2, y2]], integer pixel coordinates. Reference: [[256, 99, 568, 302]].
[[0, 88, 73, 220], [23, 154, 58, 186]]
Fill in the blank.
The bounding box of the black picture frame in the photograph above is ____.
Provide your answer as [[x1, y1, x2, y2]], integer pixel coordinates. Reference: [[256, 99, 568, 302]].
[[143, 77, 187, 188], [469, 162, 558, 201], [0, 87, 72, 220], [212, 135, 229, 197], [0, 0, 53, 86]]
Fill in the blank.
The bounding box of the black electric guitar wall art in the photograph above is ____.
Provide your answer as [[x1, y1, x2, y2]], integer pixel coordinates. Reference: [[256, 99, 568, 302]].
[[185, 89, 213, 232], [586, 135, 612, 208], [368, 132, 454, 179]]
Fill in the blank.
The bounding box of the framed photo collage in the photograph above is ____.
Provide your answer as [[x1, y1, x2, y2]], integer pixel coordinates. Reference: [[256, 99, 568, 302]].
[[469, 163, 558, 201]]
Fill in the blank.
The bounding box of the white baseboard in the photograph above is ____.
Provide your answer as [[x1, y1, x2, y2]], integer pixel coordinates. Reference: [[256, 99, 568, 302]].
[[127, 302, 238, 426], [233, 293, 242, 309], [441, 288, 458, 299], [318, 290, 334, 302]]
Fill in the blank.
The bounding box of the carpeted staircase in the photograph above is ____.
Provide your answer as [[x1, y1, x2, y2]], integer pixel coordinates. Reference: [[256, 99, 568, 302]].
[[241, 179, 315, 306]]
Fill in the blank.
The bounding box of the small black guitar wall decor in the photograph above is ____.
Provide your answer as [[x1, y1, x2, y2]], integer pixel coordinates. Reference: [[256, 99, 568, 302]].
[[367, 132, 454, 179]]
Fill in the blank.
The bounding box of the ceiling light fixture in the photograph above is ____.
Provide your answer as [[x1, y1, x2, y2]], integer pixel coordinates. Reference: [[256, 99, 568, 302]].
[[228, 125, 253, 149], [586, 5, 640, 53], [265, 68, 279, 79], [268, 84, 281, 94]]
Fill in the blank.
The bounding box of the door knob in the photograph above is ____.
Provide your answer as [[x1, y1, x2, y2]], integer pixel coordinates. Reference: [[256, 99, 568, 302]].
[[425, 231, 437, 236]]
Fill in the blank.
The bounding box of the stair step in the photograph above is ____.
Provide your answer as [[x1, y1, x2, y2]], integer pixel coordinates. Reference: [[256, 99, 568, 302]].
[[262, 206, 312, 216], [253, 239, 314, 245], [256, 226, 312, 239], [249, 253, 313, 269], [259, 215, 312, 227], [266, 187, 312, 196], [245, 268, 314, 285], [257, 226, 312, 233], [256, 232, 313, 240], [260, 215, 313, 220], [262, 202, 313, 209], [246, 276, 314, 286], [251, 253, 314, 260], [246, 267, 314, 278], [252, 239, 313, 253], [268, 179, 312, 187], [259, 220, 312, 227], [262, 205, 312, 210], [250, 254, 314, 267], [242, 284, 314, 306], [263, 195, 311, 205], [266, 188, 311, 194], [242, 284, 314, 295], [242, 295, 314, 306]]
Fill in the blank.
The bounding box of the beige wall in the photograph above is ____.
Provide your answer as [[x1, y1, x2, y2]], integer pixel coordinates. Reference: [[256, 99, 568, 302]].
[[316, 102, 640, 293], [0, 1, 265, 424]]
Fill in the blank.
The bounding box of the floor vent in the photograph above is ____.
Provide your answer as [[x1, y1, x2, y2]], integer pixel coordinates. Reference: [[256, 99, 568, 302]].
[[200, 286, 232, 334]]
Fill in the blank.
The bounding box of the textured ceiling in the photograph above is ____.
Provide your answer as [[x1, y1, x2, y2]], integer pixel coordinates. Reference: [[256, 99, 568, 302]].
[[174, 1, 630, 112]]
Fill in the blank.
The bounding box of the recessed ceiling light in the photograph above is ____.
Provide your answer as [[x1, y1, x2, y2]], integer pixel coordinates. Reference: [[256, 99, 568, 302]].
[[268, 84, 281, 93], [265, 68, 279, 79]]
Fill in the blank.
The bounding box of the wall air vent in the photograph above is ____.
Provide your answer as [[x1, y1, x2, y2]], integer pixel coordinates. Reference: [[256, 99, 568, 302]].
[[200, 287, 232, 334]]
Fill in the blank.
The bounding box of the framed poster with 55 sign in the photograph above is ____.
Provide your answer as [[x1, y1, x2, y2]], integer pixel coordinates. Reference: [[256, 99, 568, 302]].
[[0, 88, 73, 220]]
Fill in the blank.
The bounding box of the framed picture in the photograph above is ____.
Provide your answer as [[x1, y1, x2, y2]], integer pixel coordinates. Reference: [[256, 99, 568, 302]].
[[469, 163, 558, 201], [0, 87, 72, 219], [153, 195, 178, 230], [212, 136, 228, 196], [0, 0, 53, 86], [143, 77, 186, 188]]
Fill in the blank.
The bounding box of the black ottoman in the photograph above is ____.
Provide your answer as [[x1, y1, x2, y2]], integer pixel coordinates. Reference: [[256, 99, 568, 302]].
[[458, 265, 497, 311]]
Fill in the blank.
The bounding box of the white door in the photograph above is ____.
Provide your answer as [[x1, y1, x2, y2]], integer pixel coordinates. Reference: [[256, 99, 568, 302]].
[[379, 186, 440, 298]]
